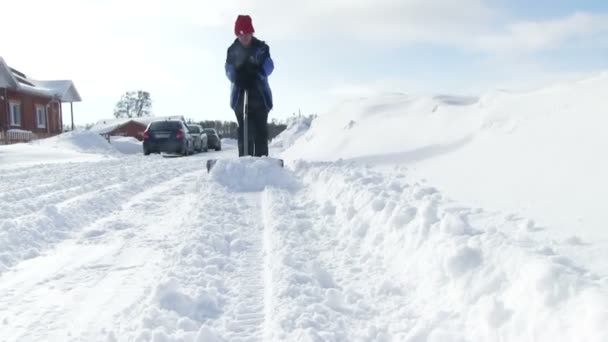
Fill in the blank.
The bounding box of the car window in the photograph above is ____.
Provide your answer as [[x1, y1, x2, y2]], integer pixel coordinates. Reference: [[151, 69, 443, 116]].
[[188, 126, 200, 133], [149, 121, 181, 131], [203, 129, 215, 135]]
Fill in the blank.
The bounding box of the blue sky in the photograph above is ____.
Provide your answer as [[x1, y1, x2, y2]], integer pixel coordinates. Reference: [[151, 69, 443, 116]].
[[1, 0, 608, 126]]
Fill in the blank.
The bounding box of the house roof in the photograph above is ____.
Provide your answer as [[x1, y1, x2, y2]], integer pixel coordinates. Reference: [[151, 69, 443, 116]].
[[89, 115, 185, 135], [0, 56, 82, 102]]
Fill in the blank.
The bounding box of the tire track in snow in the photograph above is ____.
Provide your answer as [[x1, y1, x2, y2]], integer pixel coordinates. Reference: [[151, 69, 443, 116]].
[[222, 194, 267, 341], [124, 174, 274, 341], [0, 157, 202, 274], [261, 186, 372, 341], [0, 169, 203, 341]]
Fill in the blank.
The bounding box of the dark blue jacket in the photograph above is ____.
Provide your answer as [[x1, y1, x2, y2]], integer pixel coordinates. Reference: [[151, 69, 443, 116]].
[[225, 37, 274, 112]]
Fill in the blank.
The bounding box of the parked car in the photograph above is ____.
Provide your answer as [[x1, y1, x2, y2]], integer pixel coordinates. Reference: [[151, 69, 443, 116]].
[[203, 128, 222, 151], [143, 120, 195, 156], [187, 124, 208, 152]]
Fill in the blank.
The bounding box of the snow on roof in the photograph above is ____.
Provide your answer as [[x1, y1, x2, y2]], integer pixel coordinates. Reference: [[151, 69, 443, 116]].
[[0, 56, 82, 102], [35, 80, 82, 102], [0, 57, 18, 89]]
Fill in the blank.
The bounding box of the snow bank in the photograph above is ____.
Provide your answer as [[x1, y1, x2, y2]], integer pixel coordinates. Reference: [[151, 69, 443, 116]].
[[270, 116, 313, 149], [35, 130, 119, 155], [282, 93, 480, 162], [0, 142, 109, 170], [0, 132, 146, 169], [281, 72, 608, 240], [109, 136, 142, 155], [261, 161, 608, 341]]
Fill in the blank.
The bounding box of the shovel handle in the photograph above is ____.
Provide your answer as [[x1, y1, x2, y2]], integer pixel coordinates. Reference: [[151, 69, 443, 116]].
[[243, 90, 249, 156]]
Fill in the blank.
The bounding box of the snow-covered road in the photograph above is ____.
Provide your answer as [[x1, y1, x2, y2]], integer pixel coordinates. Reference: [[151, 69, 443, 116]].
[[1, 153, 210, 340], [0, 146, 296, 341], [1, 142, 607, 341]]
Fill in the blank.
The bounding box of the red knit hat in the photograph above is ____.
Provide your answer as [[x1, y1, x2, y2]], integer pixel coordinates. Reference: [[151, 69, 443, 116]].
[[234, 15, 254, 35]]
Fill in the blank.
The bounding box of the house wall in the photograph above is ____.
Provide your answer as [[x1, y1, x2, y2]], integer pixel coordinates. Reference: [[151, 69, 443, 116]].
[[48, 102, 61, 134], [5, 89, 62, 135], [0, 88, 7, 130], [110, 121, 148, 141]]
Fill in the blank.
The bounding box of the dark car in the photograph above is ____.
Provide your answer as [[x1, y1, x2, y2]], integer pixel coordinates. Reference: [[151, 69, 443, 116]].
[[143, 120, 195, 156], [187, 124, 209, 152], [203, 128, 222, 151]]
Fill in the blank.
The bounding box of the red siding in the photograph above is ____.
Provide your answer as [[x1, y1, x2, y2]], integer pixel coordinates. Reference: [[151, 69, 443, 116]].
[[5, 89, 63, 135], [109, 121, 148, 141]]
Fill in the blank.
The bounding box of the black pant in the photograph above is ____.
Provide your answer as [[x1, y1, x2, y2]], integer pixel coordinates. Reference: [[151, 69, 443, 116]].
[[234, 90, 269, 157]]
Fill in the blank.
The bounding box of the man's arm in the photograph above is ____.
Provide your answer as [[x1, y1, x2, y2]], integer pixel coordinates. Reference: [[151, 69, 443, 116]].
[[256, 44, 274, 77]]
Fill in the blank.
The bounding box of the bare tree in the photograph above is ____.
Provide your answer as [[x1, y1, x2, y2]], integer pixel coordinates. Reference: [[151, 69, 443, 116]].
[[114, 91, 152, 118]]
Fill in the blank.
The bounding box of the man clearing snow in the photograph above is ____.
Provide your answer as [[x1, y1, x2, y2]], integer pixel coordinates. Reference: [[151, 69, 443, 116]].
[[225, 14, 274, 157]]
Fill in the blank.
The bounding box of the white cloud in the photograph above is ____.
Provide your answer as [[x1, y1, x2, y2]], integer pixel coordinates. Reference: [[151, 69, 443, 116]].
[[221, 0, 495, 44], [475, 12, 608, 53], [219, 2, 608, 55]]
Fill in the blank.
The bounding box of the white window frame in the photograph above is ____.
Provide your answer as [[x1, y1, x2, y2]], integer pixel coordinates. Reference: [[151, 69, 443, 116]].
[[36, 104, 47, 128], [9, 101, 21, 127]]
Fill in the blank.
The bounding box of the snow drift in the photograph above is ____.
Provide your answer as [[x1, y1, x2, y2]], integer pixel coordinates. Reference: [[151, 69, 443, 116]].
[[281, 71, 608, 241], [109, 136, 143, 155], [270, 116, 314, 149], [34, 130, 119, 155], [0, 131, 144, 169]]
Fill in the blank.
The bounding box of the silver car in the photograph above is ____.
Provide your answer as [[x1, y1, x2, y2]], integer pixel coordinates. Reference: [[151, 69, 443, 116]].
[[187, 124, 208, 152]]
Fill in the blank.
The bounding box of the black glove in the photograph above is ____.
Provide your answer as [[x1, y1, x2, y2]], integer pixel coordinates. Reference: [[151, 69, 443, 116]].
[[234, 61, 259, 89]]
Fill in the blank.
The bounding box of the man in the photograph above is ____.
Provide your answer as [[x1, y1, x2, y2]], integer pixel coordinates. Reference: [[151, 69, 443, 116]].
[[225, 14, 274, 157]]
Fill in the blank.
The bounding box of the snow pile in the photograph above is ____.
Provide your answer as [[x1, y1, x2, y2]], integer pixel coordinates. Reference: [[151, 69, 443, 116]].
[[35, 130, 118, 155], [109, 136, 142, 155], [209, 157, 300, 192], [0, 142, 109, 170], [270, 115, 314, 149], [281, 72, 608, 241], [261, 161, 608, 341], [0, 132, 145, 169]]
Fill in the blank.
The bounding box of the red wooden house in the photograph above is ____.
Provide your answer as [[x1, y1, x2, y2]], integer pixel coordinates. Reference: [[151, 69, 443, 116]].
[[0, 57, 81, 143]]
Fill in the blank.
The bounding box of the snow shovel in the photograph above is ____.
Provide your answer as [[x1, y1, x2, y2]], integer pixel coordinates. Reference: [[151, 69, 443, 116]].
[[206, 89, 284, 173]]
